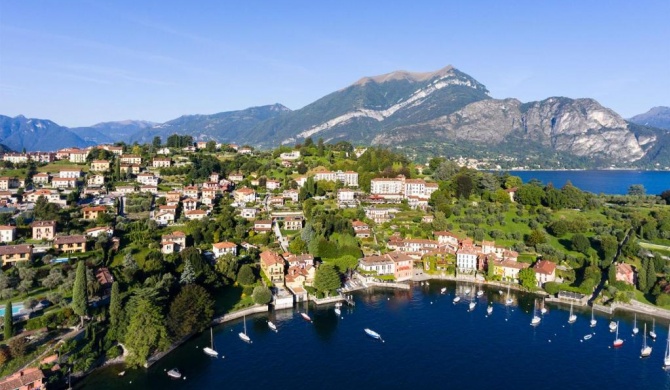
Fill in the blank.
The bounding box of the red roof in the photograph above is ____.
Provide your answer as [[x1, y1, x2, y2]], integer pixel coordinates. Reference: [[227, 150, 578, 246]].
[[533, 260, 557, 275]]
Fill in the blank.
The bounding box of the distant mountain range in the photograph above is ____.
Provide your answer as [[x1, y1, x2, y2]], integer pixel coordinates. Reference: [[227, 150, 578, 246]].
[[2, 66, 669, 168]]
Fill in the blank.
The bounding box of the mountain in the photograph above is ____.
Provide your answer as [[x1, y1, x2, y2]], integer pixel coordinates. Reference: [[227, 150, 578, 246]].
[[0, 115, 95, 152], [629, 107, 670, 130], [70, 120, 156, 144], [128, 104, 290, 144]]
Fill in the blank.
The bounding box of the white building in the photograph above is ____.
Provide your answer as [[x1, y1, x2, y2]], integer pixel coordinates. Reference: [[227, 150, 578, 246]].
[[59, 169, 82, 179], [313, 170, 358, 187], [212, 242, 237, 258], [456, 248, 478, 273], [0, 226, 16, 243]]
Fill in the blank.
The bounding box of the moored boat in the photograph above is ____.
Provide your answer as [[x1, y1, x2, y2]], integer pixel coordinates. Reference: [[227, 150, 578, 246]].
[[239, 315, 252, 343], [650, 318, 657, 340], [568, 303, 577, 324], [476, 290, 484, 298], [167, 369, 182, 379], [440, 287, 447, 294], [268, 320, 278, 332], [364, 328, 383, 342], [531, 300, 541, 326], [301, 312, 312, 322], [641, 323, 652, 358], [453, 296, 461, 304], [590, 306, 597, 328], [203, 327, 219, 357], [487, 305, 493, 315], [633, 314, 639, 335], [664, 325, 670, 368], [609, 321, 617, 332], [334, 307, 342, 316], [613, 321, 623, 347]]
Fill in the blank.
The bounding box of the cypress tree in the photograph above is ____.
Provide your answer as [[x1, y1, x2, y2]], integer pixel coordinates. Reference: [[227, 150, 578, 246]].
[[3, 301, 13, 340], [72, 261, 88, 327], [109, 281, 123, 341], [646, 259, 656, 294]]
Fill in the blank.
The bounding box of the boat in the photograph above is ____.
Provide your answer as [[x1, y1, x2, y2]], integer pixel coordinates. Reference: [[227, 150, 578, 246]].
[[584, 334, 592, 340], [203, 327, 219, 357], [650, 318, 657, 340], [468, 301, 476, 311], [239, 315, 252, 343], [531, 300, 541, 326], [300, 312, 312, 322], [609, 321, 617, 332], [268, 320, 278, 332], [476, 290, 484, 298], [540, 298, 547, 315], [453, 296, 461, 304], [118, 371, 125, 377], [440, 287, 447, 294], [613, 321, 624, 347], [641, 323, 652, 358], [498, 290, 503, 295], [334, 307, 342, 316], [568, 303, 576, 324], [633, 314, 639, 335], [464, 287, 471, 295], [487, 305, 493, 315], [167, 369, 182, 379], [505, 283, 513, 306], [664, 325, 670, 368], [364, 328, 383, 342], [590, 306, 597, 328]]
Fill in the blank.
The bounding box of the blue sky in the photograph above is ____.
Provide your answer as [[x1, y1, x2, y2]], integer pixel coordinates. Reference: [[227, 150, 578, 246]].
[[1, 0, 668, 126]]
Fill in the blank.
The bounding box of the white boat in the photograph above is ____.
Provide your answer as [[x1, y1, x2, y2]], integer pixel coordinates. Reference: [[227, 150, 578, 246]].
[[468, 301, 476, 311], [487, 305, 493, 315], [664, 325, 670, 368], [464, 287, 471, 295], [453, 296, 461, 304], [203, 327, 219, 357], [650, 318, 657, 340], [505, 283, 513, 306], [568, 303, 576, 324], [609, 321, 617, 331], [167, 369, 182, 379], [641, 323, 652, 358], [118, 371, 125, 376], [268, 320, 278, 332], [334, 307, 342, 316], [440, 287, 447, 294], [364, 328, 383, 342], [531, 300, 541, 326], [590, 306, 597, 328], [540, 298, 547, 315], [476, 290, 484, 298], [584, 334, 592, 340], [239, 315, 252, 343], [300, 312, 312, 322], [613, 321, 624, 347], [498, 290, 503, 295], [633, 313, 639, 335]]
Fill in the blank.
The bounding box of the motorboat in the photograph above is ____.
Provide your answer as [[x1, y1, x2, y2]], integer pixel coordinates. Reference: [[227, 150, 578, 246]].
[[268, 321, 278, 332], [301, 312, 312, 322], [453, 296, 461, 304], [364, 328, 383, 342], [167, 369, 182, 379]]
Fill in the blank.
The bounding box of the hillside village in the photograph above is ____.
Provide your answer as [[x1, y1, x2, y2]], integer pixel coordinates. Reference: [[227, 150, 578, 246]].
[[0, 135, 669, 388]]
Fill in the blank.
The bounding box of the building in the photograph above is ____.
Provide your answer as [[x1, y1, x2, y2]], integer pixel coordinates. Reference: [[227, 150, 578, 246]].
[[85, 226, 114, 238], [233, 187, 256, 204], [279, 150, 301, 160], [166, 192, 181, 205], [32, 172, 51, 185], [616, 263, 636, 285], [153, 211, 175, 226], [32, 221, 56, 240], [2, 152, 29, 164], [337, 189, 356, 202], [266, 179, 282, 190], [212, 242, 237, 258], [95, 267, 114, 294], [533, 260, 557, 287], [161, 231, 186, 254], [53, 235, 87, 253], [456, 247, 478, 273], [358, 254, 394, 277], [283, 216, 303, 230], [82, 206, 108, 220], [241, 208, 258, 220], [370, 177, 405, 199], [313, 170, 359, 187], [136, 173, 159, 186], [87, 174, 105, 187], [0, 367, 46, 390], [0, 177, 22, 191], [120, 154, 142, 165], [120, 164, 141, 174], [184, 209, 207, 220], [283, 189, 299, 203], [52, 177, 77, 188], [0, 244, 33, 265], [69, 149, 89, 163], [182, 198, 198, 212], [183, 186, 199, 199], [260, 251, 285, 284], [0, 225, 16, 243], [90, 160, 111, 172], [352, 220, 371, 238], [152, 158, 172, 168], [254, 220, 272, 233], [495, 259, 530, 283], [387, 251, 414, 282], [228, 173, 244, 182], [115, 185, 135, 194], [140, 185, 158, 194]]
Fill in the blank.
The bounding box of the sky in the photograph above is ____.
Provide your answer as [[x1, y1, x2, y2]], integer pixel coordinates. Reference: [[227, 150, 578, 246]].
[[1, 0, 668, 127]]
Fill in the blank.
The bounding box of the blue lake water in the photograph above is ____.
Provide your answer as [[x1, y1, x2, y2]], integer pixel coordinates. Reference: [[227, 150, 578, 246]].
[[0, 303, 23, 317], [509, 170, 670, 195], [78, 283, 670, 389]]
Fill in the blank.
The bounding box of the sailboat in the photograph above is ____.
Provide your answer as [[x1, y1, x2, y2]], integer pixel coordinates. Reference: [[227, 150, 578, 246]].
[[505, 283, 513, 306], [167, 368, 182, 379], [632, 314, 639, 335], [468, 295, 476, 311], [609, 321, 617, 331], [568, 303, 577, 324], [650, 318, 657, 340], [239, 315, 251, 343], [531, 300, 541, 326], [613, 321, 624, 347], [487, 305, 493, 315], [590, 306, 597, 328], [364, 328, 384, 342], [268, 320, 278, 332], [641, 323, 652, 358], [476, 289, 484, 298], [464, 286, 471, 296], [440, 287, 447, 294], [664, 325, 670, 368], [453, 295, 461, 304], [203, 327, 219, 357], [540, 298, 547, 315], [334, 307, 342, 316]]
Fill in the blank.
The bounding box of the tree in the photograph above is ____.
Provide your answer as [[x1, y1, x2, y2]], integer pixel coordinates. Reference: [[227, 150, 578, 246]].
[[525, 229, 546, 247], [516, 184, 544, 206], [252, 286, 272, 305], [3, 301, 13, 340], [432, 160, 460, 181], [125, 296, 169, 367], [205, 141, 217, 152], [180, 260, 196, 285], [72, 261, 88, 327], [108, 282, 123, 342], [637, 260, 648, 293], [8, 336, 27, 358], [504, 175, 522, 189], [660, 189, 670, 205], [167, 284, 214, 340], [314, 264, 341, 296], [645, 258, 656, 294], [454, 174, 474, 199], [628, 184, 646, 196], [152, 136, 162, 149], [571, 234, 591, 254], [236, 264, 256, 285], [518, 268, 536, 290], [599, 235, 618, 264]]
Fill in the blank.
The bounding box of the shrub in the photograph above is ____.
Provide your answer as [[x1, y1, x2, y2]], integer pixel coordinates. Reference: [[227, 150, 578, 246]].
[[8, 337, 28, 358], [544, 282, 560, 295], [656, 293, 670, 308]]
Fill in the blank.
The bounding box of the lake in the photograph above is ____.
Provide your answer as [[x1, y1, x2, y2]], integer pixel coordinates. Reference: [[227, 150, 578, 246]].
[[509, 170, 670, 195], [78, 283, 670, 389]]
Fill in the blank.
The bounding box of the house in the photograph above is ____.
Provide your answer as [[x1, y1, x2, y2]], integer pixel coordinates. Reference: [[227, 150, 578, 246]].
[[352, 220, 371, 238], [456, 247, 478, 273], [228, 172, 244, 182], [202, 188, 217, 199], [52, 177, 77, 188], [434, 231, 459, 249], [0, 177, 21, 191], [87, 174, 105, 187], [0, 225, 16, 243], [283, 216, 303, 230], [32, 172, 51, 185], [533, 260, 557, 287], [101, 145, 123, 155], [337, 189, 356, 202], [182, 198, 198, 211], [241, 208, 258, 220], [616, 263, 636, 285], [153, 211, 175, 226], [152, 158, 172, 168], [2, 152, 29, 164], [209, 172, 220, 182], [90, 160, 111, 172], [387, 251, 414, 282], [313, 170, 359, 187], [59, 169, 82, 179], [166, 191, 181, 205], [0, 244, 33, 265], [183, 186, 199, 199], [495, 259, 530, 283], [95, 267, 114, 294], [136, 173, 159, 186], [29, 152, 56, 163], [212, 242, 237, 258], [115, 185, 135, 194], [283, 189, 299, 203], [233, 187, 256, 204], [120, 164, 141, 174], [85, 226, 113, 238], [120, 154, 142, 165], [370, 177, 405, 199], [254, 220, 272, 233], [279, 150, 301, 160], [32, 221, 56, 240], [269, 196, 284, 206], [266, 179, 282, 190], [161, 231, 186, 254], [156, 147, 171, 155], [358, 254, 395, 277], [140, 185, 158, 194], [260, 251, 285, 284], [69, 149, 89, 163], [0, 367, 46, 390], [82, 205, 108, 220], [53, 235, 87, 253], [184, 209, 207, 220]]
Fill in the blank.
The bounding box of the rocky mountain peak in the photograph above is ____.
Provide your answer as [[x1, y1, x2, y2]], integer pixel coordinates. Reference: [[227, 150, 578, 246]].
[[352, 65, 455, 86]]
